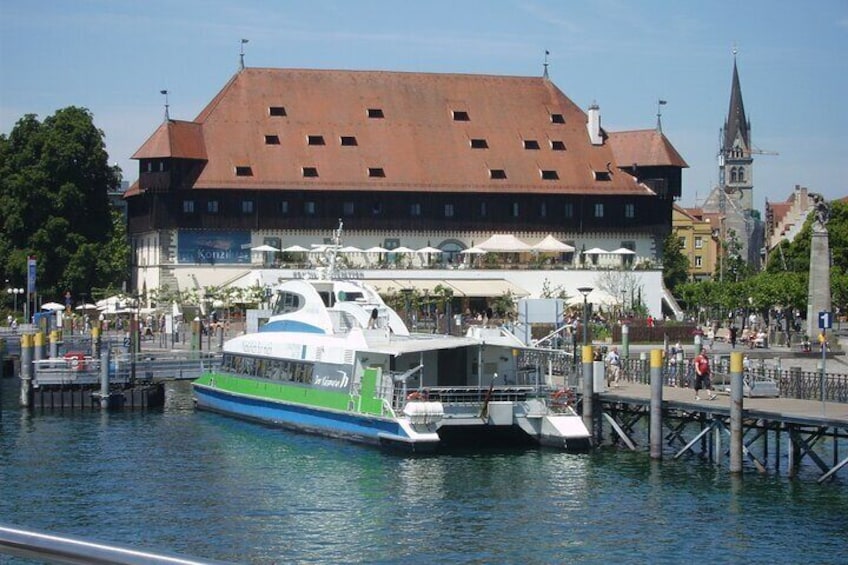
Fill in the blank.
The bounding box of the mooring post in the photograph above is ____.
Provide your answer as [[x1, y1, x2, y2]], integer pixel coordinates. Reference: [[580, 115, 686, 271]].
[[649, 349, 664, 459], [49, 330, 60, 359], [582, 344, 594, 439], [217, 324, 224, 350], [20, 334, 33, 408], [33, 331, 44, 362], [91, 326, 101, 359], [621, 324, 629, 360], [99, 347, 110, 409], [729, 351, 744, 474]]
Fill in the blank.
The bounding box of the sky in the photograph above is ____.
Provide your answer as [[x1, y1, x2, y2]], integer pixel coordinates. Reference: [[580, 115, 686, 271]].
[[1, 0, 846, 212]]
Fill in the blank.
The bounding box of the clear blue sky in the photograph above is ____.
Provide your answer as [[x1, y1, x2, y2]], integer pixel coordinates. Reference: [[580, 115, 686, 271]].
[[2, 0, 846, 211]]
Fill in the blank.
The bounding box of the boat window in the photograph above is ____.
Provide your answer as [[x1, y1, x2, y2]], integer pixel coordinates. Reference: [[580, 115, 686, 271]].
[[318, 291, 335, 307], [273, 291, 302, 315], [338, 291, 364, 302]]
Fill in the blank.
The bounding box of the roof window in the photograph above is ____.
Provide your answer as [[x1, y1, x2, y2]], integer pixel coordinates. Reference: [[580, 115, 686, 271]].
[[367, 108, 384, 118], [452, 110, 470, 121], [470, 138, 488, 149], [340, 136, 358, 146], [265, 135, 280, 145], [524, 139, 540, 150], [594, 171, 612, 181], [551, 140, 566, 151], [235, 166, 253, 177], [302, 167, 318, 178], [307, 135, 325, 146], [489, 169, 507, 180], [368, 167, 385, 178], [541, 170, 559, 180], [269, 106, 287, 117], [550, 113, 565, 124]]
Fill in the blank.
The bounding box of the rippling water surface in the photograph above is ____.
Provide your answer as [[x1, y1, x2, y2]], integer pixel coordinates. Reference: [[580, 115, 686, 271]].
[[1, 380, 846, 564]]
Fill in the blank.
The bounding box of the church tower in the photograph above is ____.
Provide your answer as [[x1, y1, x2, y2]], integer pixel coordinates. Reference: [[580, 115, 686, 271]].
[[719, 54, 754, 212]]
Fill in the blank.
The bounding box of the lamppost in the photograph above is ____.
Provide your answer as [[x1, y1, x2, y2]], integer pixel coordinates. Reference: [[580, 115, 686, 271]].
[[577, 286, 593, 345], [6, 285, 24, 319]]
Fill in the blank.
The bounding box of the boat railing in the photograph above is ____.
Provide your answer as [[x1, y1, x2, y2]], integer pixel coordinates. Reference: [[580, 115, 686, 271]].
[[411, 386, 537, 406]]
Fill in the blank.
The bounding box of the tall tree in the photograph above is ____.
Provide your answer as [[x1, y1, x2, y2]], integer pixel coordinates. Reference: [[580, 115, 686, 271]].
[[0, 107, 123, 300], [661, 232, 689, 292]]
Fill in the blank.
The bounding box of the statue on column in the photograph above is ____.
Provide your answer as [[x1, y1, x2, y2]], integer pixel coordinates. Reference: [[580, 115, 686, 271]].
[[812, 193, 830, 233]]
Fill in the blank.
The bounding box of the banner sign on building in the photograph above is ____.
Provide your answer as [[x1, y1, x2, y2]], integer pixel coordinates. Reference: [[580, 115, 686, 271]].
[[177, 231, 251, 264]]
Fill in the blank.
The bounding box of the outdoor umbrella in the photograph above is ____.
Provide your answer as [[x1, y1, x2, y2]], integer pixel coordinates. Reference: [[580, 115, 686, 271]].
[[41, 302, 65, 311], [251, 244, 280, 252]]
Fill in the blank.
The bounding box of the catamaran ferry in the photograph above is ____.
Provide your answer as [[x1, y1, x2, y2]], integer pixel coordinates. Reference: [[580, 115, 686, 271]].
[[192, 227, 590, 452]]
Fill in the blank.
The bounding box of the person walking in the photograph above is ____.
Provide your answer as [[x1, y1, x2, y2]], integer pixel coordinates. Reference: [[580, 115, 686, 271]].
[[693, 347, 716, 401], [605, 346, 621, 388]]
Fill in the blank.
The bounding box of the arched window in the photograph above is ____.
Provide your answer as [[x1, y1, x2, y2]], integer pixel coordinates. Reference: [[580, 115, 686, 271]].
[[730, 168, 738, 183], [737, 167, 745, 182]]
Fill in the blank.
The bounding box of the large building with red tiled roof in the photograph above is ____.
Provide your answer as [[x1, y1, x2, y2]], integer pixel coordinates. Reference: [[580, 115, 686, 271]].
[[126, 67, 687, 310]]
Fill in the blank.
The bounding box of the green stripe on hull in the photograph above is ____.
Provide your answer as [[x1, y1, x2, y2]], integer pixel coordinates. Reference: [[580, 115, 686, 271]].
[[195, 367, 387, 417]]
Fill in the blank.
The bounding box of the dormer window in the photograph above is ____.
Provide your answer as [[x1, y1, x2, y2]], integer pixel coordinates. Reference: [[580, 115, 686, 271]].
[[489, 169, 507, 180], [551, 140, 566, 151], [367, 108, 384, 118], [452, 110, 470, 121], [307, 135, 325, 146], [235, 166, 253, 177], [541, 170, 559, 180], [302, 167, 318, 177], [368, 167, 385, 178], [340, 136, 358, 146], [524, 140, 540, 150], [594, 171, 612, 181], [470, 138, 488, 149], [269, 106, 286, 117], [550, 113, 565, 124], [265, 135, 280, 145]]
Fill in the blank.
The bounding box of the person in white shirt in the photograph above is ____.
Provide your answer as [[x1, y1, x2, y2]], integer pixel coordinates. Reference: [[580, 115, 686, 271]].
[[605, 347, 621, 388]]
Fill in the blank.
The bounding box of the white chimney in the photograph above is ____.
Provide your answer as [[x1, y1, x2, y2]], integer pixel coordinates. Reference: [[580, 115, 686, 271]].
[[587, 102, 603, 145]]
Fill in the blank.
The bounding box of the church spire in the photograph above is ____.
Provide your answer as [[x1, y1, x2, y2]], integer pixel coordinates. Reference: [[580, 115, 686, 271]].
[[723, 50, 750, 152]]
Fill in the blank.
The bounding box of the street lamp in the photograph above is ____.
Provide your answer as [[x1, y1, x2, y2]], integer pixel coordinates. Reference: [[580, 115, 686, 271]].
[[6, 285, 24, 320], [577, 287, 593, 345]]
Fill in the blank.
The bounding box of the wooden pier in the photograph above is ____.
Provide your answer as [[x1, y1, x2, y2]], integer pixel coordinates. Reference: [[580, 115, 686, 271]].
[[590, 382, 848, 483]]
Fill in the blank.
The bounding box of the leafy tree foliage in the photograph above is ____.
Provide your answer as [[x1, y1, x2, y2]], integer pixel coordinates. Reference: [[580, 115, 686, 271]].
[[661, 231, 689, 292], [0, 107, 124, 301]]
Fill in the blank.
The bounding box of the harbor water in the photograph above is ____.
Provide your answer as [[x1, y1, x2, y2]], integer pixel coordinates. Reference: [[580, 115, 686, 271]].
[[1, 378, 846, 564]]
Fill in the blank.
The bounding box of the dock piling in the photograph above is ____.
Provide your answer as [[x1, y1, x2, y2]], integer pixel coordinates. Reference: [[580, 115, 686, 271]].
[[649, 349, 663, 459], [20, 334, 32, 408], [99, 348, 110, 409], [730, 352, 744, 474], [582, 345, 594, 440]]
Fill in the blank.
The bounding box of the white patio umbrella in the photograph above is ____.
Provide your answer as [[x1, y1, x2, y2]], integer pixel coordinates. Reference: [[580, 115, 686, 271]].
[[364, 246, 390, 254], [338, 245, 362, 253], [609, 247, 636, 255], [251, 244, 280, 252], [416, 246, 442, 254], [41, 302, 65, 311], [390, 246, 417, 253], [583, 247, 608, 255], [477, 234, 531, 252], [283, 244, 309, 253], [533, 234, 575, 252], [75, 303, 98, 312], [460, 247, 488, 255]]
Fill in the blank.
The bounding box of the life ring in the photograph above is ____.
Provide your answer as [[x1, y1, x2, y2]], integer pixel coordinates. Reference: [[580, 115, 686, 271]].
[[551, 388, 575, 407], [64, 352, 86, 372], [406, 391, 426, 401]]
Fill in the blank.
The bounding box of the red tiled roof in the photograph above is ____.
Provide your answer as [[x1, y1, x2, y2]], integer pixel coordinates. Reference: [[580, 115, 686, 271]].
[[133, 68, 676, 196], [608, 129, 689, 168], [131, 120, 206, 160], [768, 202, 791, 226]]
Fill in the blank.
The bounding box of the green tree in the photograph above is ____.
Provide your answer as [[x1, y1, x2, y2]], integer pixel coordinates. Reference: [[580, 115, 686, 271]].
[[661, 232, 689, 292], [0, 107, 123, 300]]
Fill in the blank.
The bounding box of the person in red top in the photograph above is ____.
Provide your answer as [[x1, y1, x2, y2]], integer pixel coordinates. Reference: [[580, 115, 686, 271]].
[[693, 347, 717, 401]]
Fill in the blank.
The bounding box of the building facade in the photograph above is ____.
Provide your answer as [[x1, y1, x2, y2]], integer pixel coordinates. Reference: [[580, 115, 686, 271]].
[[126, 67, 687, 314]]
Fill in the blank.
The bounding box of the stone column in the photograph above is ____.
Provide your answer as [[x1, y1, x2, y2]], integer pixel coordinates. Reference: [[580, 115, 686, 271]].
[[806, 196, 831, 341]]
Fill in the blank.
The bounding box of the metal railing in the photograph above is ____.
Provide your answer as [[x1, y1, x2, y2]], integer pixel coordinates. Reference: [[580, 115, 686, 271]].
[[0, 522, 232, 564]]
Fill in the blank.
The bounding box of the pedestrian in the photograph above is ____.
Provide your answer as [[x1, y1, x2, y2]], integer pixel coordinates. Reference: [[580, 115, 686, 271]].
[[605, 346, 621, 388], [729, 325, 738, 349], [693, 347, 716, 401]]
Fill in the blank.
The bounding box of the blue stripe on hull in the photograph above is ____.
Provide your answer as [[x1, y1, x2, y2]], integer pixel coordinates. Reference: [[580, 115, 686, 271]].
[[193, 385, 409, 446]]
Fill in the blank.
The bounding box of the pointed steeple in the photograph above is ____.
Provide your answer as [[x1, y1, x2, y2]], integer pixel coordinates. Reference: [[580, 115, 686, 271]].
[[723, 55, 750, 151]]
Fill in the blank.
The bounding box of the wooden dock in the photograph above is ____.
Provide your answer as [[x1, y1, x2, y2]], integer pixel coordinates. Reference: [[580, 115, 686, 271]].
[[591, 383, 848, 483]]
